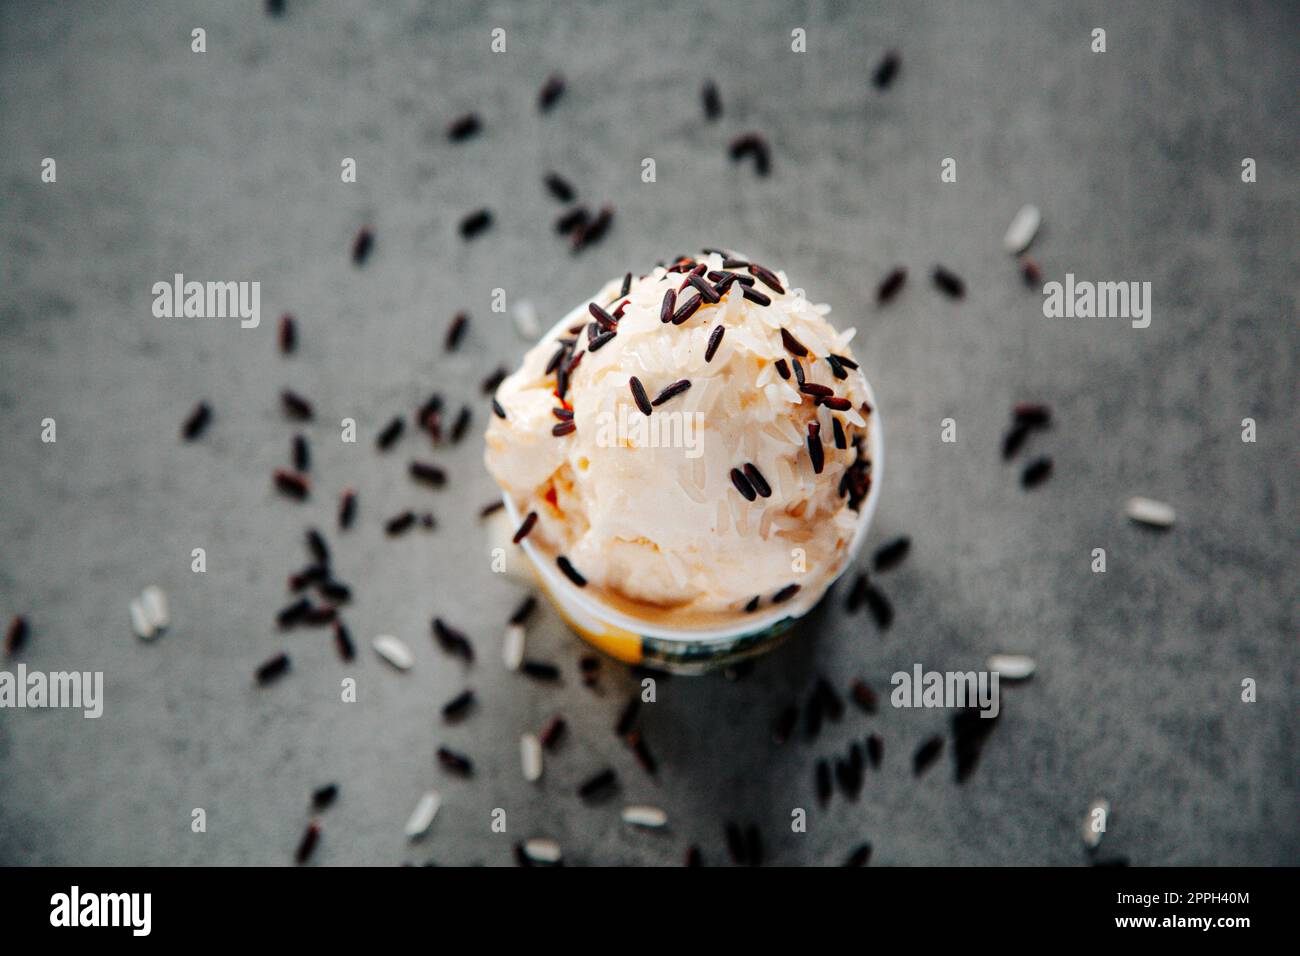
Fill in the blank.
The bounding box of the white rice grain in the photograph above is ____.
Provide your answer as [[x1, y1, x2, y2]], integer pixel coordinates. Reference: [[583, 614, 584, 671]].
[[1003, 204, 1042, 254], [511, 299, 541, 340], [520, 733, 543, 782], [129, 598, 156, 641], [140, 586, 169, 631], [404, 789, 441, 838], [373, 634, 414, 671], [987, 653, 1036, 681], [1125, 496, 1175, 527], [621, 805, 668, 828], [676, 465, 706, 505], [503, 624, 525, 671], [522, 837, 562, 864]]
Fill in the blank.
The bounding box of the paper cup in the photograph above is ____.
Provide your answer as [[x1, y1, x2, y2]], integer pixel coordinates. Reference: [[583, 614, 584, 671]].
[[500, 301, 884, 674]]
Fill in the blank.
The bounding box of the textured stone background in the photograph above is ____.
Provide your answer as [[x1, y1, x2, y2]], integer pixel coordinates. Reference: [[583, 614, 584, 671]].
[[0, 0, 1295, 866]]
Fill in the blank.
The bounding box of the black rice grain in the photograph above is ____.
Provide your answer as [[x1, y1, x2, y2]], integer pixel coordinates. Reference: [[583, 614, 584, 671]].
[[660, 288, 676, 323], [615, 695, 640, 736], [772, 583, 801, 604], [281, 389, 314, 420], [292, 433, 310, 472], [182, 401, 212, 440], [447, 112, 481, 141], [377, 416, 404, 450], [932, 265, 965, 299], [433, 618, 474, 662], [352, 227, 373, 265], [4, 616, 29, 657], [650, 379, 690, 407], [780, 327, 808, 357], [312, 784, 339, 810], [278, 313, 296, 354], [450, 406, 471, 443], [952, 706, 999, 784], [338, 488, 356, 529], [459, 209, 492, 239], [872, 50, 900, 89], [442, 689, 476, 721], [671, 293, 701, 325], [730, 467, 757, 501], [333, 620, 356, 661], [445, 312, 469, 351], [556, 556, 587, 587], [538, 73, 566, 112], [410, 461, 447, 487], [509, 595, 537, 626], [512, 511, 538, 544], [866, 734, 883, 768], [556, 206, 589, 236], [702, 80, 721, 120], [688, 273, 720, 303], [543, 171, 575, 203], [844, 843, 873, 866], [1021, 456, 1053, 488], [705, 325, 725, 362], [578, 768, 617, 800], [816, 759, 833, 806], [807, 424, 825, 474], [572, 205, 613, 252], [816, 677, 844, 722], [743, 463, 772, 498], [256, 652, 290, 685], [728, 133, 771, 176], [627, 731, 657, 775], [385, 511, 416, 536], [305, 528, 330, 566], [913, 735, 943, 776], [877, 267, 907, 303], [274, 470, 310, 500], [629, 376, 652, 415], [437, 746, 473, 776], [872, 536, 911, 571], [850, 680, 879, 714], [540, 715, 567, 749], [864, 581, 893, 629], [295, 821, 320, 864]]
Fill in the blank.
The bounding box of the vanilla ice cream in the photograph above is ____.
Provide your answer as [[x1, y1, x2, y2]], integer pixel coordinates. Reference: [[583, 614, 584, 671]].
[[485, 250, 874, 628]]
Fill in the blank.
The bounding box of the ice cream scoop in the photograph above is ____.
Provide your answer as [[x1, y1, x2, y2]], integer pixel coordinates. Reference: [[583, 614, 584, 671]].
[[486, 250, 879, 658]]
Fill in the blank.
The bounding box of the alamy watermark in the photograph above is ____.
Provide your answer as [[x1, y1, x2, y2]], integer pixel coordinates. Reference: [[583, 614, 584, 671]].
[[50, 886, 150, 936], [0, 664, 103, 718], [594, 406, 705, 459], [1042, 273, 1151, 329], [891, 664, 999, 718], [151, 273, 260, 328]]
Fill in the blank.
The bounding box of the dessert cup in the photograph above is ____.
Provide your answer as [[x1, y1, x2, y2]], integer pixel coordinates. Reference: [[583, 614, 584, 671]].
[[498, 299, 883, 674]]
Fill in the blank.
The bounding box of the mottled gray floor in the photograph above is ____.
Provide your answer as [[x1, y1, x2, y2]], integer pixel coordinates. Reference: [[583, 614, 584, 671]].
[[0, 0, 1296, 866]]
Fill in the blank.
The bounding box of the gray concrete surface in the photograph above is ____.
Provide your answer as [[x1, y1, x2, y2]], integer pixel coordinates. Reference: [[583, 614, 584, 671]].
[[0, 0, 1296, 866]]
